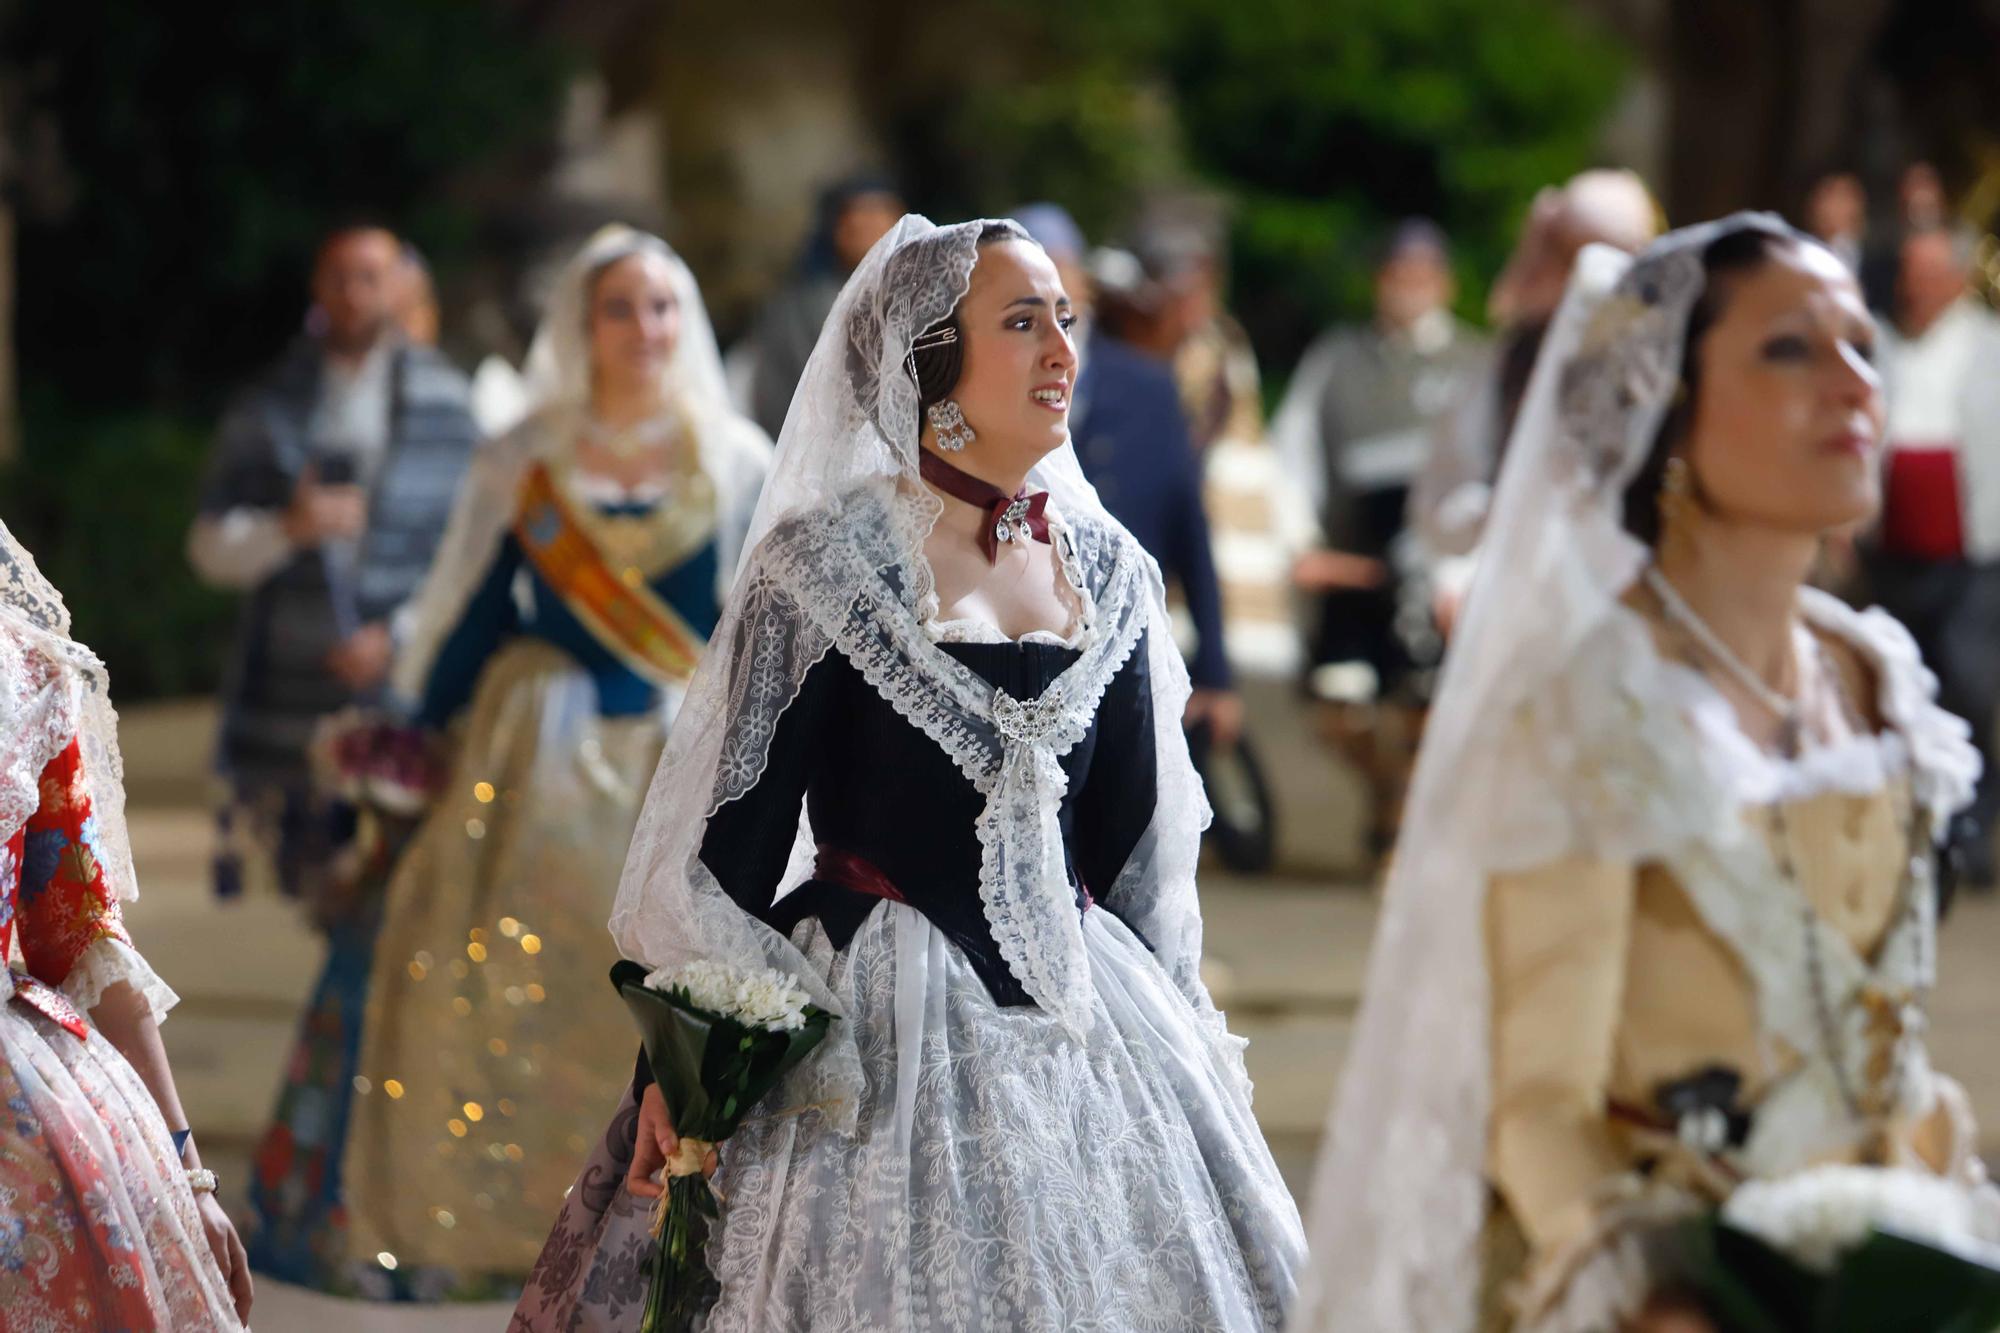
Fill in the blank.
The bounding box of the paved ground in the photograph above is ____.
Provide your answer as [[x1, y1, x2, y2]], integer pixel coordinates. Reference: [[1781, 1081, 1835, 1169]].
[[112, 695, 2000, 1329]]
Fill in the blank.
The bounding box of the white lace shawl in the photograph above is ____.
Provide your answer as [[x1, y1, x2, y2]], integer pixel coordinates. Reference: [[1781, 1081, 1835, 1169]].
[[609, 215, 1235, 1135], [0, 525, 175, 1024], [0, 523, 138, 905]]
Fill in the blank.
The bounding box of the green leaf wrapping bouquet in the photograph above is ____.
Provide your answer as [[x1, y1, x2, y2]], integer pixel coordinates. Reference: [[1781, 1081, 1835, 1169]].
[[610, 958, 838, 1333]]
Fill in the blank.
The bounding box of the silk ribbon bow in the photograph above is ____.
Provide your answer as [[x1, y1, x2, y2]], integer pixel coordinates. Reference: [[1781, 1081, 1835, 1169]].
[[919, 448, 1052, 563]]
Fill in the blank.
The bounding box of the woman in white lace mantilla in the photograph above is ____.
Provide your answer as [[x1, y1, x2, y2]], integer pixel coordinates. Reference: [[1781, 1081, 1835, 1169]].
[[0, 522, 254, 1328], [1292, 215, 1998, 1333], [512, 216, 1305, 1331]]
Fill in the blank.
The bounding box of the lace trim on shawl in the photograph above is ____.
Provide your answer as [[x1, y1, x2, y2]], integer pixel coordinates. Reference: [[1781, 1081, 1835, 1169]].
[[61, 935, 179, 1026], [749, 482, 1151, 1027], [1484, 606, 1727, 874], [1646, 588, 1978, 817], [1801, 590, 1980, 825], [920, 509, 1096, 648], [1494, 586, 1979, 871], [0, 582, 139, 904], [0, 630, 73, 856]]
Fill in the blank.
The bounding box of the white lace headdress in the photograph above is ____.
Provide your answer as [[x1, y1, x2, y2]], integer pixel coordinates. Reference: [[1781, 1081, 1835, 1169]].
[[518, 224, 735, 414], [393, 226, 772, 702], [0, 521, 140, 901], [1290, 213, 1804, 1331], [608, 214, 1236, 1129]]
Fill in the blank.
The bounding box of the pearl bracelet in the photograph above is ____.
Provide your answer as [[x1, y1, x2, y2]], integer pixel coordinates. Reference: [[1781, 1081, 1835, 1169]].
[[186, 1168, 219, 1196]]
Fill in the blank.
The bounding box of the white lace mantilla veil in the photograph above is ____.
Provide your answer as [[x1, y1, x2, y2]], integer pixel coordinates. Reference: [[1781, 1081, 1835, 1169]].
[[0, 520, 139, 903], [1290, 214, 1804, 1332], [608, 214, 1232, 1132], [392, 225, 773, 702]]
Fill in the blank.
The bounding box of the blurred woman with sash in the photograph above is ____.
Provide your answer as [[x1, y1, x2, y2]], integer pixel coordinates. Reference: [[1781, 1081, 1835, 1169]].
[[250, 225, 769, 1299]]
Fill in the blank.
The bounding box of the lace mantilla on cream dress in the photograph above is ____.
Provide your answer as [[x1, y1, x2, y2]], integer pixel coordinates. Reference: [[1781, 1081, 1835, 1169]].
[[1479, 589, 1992, 1331]]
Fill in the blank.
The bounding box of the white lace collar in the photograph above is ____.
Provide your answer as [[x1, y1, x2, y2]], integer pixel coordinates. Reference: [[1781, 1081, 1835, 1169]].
[[1630, 586, 1978, 815], [919, 505, 1096, 649], [566, 469, 670, 508]]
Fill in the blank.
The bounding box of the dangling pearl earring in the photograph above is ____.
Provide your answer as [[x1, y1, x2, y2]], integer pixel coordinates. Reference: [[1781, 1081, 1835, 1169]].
[[927, 400, 976, 452]]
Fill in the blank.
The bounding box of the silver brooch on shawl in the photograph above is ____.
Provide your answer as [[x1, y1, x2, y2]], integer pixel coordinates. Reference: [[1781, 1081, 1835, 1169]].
[[992, 688, 1065, 746]]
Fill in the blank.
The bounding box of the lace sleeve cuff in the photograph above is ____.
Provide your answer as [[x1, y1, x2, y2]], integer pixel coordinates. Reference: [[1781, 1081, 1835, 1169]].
[[61, 935, 180, 1025]]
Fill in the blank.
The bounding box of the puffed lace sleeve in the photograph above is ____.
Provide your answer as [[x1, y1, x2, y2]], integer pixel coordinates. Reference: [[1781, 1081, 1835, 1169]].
[[1482, 608, 1731, 875], [1805, 591, 1979, 829]]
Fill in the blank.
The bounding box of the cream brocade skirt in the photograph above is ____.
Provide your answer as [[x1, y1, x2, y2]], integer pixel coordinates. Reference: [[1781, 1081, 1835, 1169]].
[[343, 640, 664, 1276]]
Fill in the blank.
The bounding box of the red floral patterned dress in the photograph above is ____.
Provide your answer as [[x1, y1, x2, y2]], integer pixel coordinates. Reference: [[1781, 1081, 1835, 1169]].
[[1, 701, 243, 1326]]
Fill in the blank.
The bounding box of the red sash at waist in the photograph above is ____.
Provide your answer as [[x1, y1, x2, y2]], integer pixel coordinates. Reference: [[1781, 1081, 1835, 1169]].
[[811, 845, 1094, 909], [812, 845, 908, 903]]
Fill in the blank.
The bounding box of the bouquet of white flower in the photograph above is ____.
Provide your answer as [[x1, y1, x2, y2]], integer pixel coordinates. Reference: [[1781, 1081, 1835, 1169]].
[[1684, 1165, 2000, 1331], [610, 958, 836, 1333]]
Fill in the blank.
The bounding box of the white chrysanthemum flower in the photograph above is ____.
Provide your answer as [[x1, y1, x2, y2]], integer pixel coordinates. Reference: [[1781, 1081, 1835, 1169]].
[[645, 959, 813, 1033], [1722, 1166, 2000, 1273]]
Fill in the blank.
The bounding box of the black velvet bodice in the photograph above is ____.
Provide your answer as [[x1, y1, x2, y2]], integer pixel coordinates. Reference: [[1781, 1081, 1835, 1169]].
[[698, 632, 1158, 1006]]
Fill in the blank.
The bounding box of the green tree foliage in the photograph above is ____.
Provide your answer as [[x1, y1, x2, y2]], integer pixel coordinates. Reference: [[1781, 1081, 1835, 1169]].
[[930, 0, 1627, 370], [8, 0, 569, 406], [2, 0, 569, 697]]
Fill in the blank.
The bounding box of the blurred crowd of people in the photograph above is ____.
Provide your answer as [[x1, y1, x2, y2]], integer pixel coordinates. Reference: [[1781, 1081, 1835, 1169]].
[[190, 156, 2000, 916], [1801, 163, 2000, 886], [97, 151, 1989, 1316]]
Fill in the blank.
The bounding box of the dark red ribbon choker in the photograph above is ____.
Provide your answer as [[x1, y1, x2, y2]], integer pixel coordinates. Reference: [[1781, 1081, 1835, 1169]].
[[918, 448, 1052, 564]]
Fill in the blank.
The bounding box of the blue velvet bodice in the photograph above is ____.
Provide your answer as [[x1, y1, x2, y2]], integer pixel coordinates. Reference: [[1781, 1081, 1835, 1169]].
[[417, 502, 721, 727]]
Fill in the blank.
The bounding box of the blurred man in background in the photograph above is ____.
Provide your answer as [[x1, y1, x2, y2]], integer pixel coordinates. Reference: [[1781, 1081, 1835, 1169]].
[[1412, 168, 1660, 566], [1802, 168, 1900, 313], [1866, 224, 2000, 887], [188, 222, 480, 902], [1122, 206, 1301, 681], [1272, 218, 1486, 859], [1275, 219, 1484, 685], [745, 174, 904, 438]]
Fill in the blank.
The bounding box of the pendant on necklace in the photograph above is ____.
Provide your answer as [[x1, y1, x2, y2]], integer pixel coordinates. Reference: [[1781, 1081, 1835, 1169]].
[[1776, 710, 1803, 760]]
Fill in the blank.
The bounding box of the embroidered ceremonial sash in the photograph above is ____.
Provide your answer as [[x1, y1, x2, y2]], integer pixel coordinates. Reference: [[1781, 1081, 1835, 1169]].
[[513, 460, 709, 688]]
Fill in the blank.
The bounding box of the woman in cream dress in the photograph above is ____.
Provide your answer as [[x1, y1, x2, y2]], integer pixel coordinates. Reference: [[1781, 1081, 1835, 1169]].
[[1293, 214, 1997, 1332]]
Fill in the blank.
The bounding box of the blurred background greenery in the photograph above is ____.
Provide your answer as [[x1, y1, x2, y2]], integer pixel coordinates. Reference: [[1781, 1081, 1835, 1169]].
[[4, 0, 1997, 698]]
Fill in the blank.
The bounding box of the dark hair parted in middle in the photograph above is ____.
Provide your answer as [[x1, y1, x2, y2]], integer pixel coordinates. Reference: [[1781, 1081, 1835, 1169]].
[[844, 220, 1039, 444], [1619, 219, 1812, 547], [904, 221, 1038, 417]]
